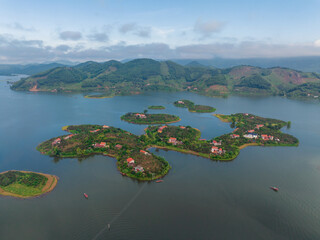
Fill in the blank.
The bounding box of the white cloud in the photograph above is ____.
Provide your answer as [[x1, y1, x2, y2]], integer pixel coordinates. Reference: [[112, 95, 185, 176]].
[[314, 39, 320, 47], [2, 34, 320, 63]]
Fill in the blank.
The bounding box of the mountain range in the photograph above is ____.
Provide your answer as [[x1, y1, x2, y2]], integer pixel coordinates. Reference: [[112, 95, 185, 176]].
[[11, 58, 320, 99]]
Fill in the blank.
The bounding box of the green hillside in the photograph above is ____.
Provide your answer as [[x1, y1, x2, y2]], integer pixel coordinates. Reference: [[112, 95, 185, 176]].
[[11, 58, 320, 99]]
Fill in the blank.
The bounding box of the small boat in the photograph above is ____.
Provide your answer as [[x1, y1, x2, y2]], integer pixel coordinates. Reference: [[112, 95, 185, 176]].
[[156, 180, 163, 183], [83, 193, 89, 199], [270, 187, 279, 192], [108, 224, 111, 231]]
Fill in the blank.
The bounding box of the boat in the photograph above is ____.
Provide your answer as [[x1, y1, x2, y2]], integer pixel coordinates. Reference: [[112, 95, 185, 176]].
[[120, 172, 126, 176], [155, 180, 163, 183], [83, 193, 89, 199], [270, 187, 279, 192]]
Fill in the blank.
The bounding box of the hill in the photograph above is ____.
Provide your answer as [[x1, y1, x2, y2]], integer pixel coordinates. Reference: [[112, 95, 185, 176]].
[[173, 56, 320, 73], [0, 63, 68, 76], [11, 58, 320, 99]]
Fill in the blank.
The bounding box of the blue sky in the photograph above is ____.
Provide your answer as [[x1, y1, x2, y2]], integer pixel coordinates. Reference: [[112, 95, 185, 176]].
[[0, 0, 320, 63]]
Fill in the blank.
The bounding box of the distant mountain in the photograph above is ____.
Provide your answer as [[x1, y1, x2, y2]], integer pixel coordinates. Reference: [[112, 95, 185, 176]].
[[173, 56, 320, 73], [0, 63, 68, 76], [185, 61, 206, 68], [11, 58, 320, 99]]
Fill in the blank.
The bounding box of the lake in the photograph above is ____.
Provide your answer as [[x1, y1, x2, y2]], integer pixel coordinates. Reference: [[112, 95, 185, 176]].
[[0, 75, 320, 240]]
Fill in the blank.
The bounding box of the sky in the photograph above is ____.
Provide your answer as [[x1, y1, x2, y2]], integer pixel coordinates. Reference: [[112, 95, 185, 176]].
[[0, 0, 320, 63]]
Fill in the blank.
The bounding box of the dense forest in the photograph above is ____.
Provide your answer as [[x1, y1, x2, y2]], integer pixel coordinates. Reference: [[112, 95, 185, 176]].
[[10, 59, 320, 99]]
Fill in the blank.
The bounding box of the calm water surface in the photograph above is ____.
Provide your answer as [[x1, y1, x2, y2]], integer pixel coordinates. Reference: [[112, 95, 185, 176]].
[[0, 75, 320, 240]]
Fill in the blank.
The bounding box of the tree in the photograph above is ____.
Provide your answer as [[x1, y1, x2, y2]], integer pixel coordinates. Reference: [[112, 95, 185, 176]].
[[144, 109, 148, 114], [287, 121, 291, 129]]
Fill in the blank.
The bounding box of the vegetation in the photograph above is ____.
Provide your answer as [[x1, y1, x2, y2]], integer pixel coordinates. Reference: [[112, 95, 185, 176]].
[[174, 99, 216, 113], [120, 113, 180, 124], [0, 171, 57, 198], [37, 114, 298, 180], [37, 125, 171, 181], [148, 105, 165, 110], [213, 113, 299, 160], [10, 59, 320, 100]]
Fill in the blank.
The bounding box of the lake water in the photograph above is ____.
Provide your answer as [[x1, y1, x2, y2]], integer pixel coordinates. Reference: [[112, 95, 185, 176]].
[[1, 75, 320, 240]]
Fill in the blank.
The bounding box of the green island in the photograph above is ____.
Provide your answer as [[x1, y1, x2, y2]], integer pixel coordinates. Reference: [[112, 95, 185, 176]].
[[174, 99, 216, 113], [10, 59, 320, 100], [0, 170, 58, 198], [148, 105, 165, 110], [37, 125, 171, 181], [120, 112, 180, 124], [37, 113, 298, 180]]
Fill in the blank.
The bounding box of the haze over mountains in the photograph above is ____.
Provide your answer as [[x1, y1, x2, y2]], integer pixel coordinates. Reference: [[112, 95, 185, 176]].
[[3, 56, 320, 77]]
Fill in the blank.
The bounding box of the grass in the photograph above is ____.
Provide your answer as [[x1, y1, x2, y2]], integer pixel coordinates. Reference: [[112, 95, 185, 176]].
[[2, 182, 43, 197], [148, 105, 165, 110]]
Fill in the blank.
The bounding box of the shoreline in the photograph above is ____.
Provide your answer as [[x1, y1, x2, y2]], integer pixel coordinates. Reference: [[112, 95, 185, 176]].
[[213, 114, 231, 123], [0, 170, 58, 199]]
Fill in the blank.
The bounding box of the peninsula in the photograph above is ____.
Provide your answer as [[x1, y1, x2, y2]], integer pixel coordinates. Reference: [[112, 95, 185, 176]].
[[120, 112, 180, 124], [37, 113, 298, 180], [174, 99, 216, 113], [0, 170, 58, 198]]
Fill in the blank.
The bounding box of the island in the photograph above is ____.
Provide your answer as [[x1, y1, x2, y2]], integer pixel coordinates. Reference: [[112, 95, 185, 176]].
[[120, 112, 180, 124], [148, 105, 165, 110], [36, 113, 298, 180], [0, 170, 58, 198], [174, 100, 216, 113], [37, 125, 170, 181]]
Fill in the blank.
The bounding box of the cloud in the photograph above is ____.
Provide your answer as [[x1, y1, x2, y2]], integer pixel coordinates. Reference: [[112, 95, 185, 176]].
[[194, 19, 225, 38], [59, 31, 82, 41], [119, 23, 151, 38], [314, 39, 320, 47], [119, 23, 136, 34], [6, 22, 35, 31], [88, 33, 109, 42], [55, 45, 71, 52], [135, 28, 151, 38], [2, 34, 320, 64]]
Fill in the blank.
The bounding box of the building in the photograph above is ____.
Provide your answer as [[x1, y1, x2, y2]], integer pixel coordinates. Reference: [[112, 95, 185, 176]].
[[52, 138, 61, 145], [103, 125, 110, 129], [243, 133, 258, 139], [135, 113, 147, 119], [168, 137, 177, 144], [90, 129, 100, 133], [231, 134, 240, 138], [247, 130, 255, 133], [127, 158, 135, 166], [134, 165, 144, 172], [179, 126, 186, 129], [212, 140, 222, 146], [261, 135, 274, 141], [115, 144, 122, 149], [140, 150, 150, 155], [158, 125, 167, 133], [94, 142, 107, 148], [63, 134, 74, 140], [211, 146, 223, 154], [177, 100, 184, 104], [255, 124, 264, 129]]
